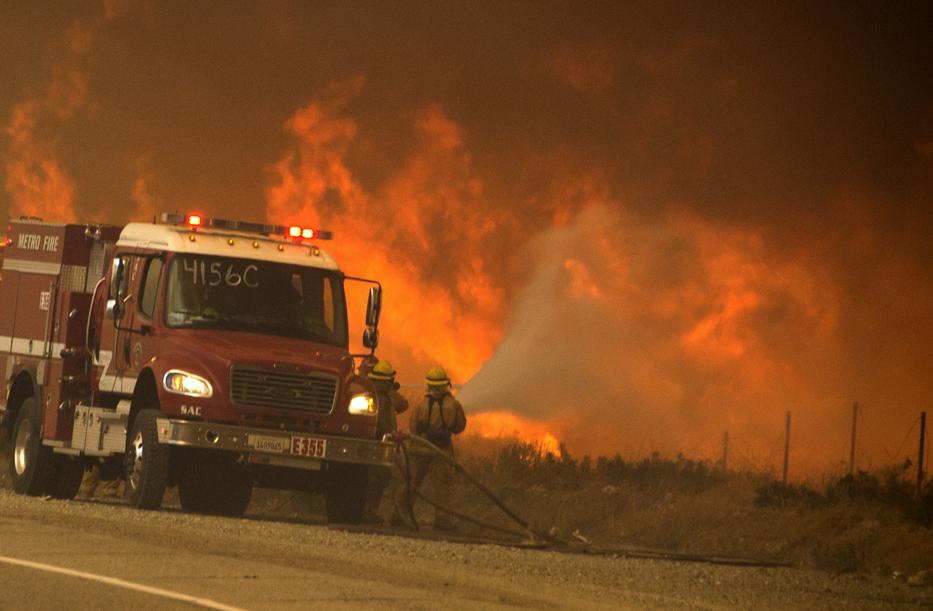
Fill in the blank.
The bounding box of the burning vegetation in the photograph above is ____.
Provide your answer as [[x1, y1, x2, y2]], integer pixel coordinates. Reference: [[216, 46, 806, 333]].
[[2, 2, 932, 476]]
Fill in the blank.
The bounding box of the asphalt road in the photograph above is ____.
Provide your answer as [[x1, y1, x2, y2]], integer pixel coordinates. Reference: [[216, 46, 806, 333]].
[[0, 490, 930, 610]]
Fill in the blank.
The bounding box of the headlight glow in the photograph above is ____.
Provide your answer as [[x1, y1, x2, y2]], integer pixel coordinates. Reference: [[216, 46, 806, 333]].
[[348, 393, 376, 415], [163, 370, 213, 398]]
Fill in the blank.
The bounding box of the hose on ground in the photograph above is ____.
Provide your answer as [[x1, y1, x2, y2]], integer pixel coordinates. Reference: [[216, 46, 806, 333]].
[[395, 440, 419, 531], [412, 487, 540, 541], [373, 432, 792, 568], [389, 431, 569, 546]]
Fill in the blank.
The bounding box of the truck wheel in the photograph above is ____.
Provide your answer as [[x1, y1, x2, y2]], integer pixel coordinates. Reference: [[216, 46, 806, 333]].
[[47, 457, 86, 500], [325, 463, 369, 524], [124, 409, 169, 510], [9, 398, 57, 495], [178, 452, 252, 517]]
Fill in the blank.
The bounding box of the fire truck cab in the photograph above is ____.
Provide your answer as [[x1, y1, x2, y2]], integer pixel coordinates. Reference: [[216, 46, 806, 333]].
[[0, 213, 390, 521]]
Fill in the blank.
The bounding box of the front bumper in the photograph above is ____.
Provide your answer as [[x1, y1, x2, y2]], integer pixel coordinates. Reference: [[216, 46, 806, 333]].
[[155, 418, 394, 468]]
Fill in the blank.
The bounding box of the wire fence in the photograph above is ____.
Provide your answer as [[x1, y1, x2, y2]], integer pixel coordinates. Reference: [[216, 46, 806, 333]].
[[685, 406, 927, 487]]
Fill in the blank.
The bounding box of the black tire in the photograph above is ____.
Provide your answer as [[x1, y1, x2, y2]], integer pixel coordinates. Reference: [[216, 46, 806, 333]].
[[325, 463, 369, 524], [124, 409, 170, 510], [47, 457, 86, 500], [9, 398, 57, 495], [178, 452, 252, 517]]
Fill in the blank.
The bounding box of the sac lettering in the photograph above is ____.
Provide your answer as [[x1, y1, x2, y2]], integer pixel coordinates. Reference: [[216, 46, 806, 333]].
[[180, 405, 202, 416]]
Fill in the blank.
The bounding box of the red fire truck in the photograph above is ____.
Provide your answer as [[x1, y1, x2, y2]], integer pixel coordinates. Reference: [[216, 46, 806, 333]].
[[0, 213, 391, 521]]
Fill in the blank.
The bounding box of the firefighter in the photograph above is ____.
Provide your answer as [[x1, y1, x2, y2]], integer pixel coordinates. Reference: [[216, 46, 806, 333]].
[[399, 365, 466, 530], [362, 359, 409, 523], [357, 354, 379, 379]]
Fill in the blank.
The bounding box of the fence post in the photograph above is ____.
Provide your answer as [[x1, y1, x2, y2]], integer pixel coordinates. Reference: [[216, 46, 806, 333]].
[[918, 411, 927, 496], [722, 430, 729, 471], [849, 401, 859, 476], [782, 411, 791, 484]]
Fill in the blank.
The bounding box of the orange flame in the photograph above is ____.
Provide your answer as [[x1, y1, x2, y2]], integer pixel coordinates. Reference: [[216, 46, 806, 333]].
[[266, 78, 504, 382], [3, 17, 95, 223], [261, 77, 926, 476], [468, 411, 562, 456], [4, 102, 77, 222]]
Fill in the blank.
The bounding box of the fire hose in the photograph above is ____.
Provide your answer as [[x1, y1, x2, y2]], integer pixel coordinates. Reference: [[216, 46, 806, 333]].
[[388, 431, 566, 546], [376, 431, 792, 568]]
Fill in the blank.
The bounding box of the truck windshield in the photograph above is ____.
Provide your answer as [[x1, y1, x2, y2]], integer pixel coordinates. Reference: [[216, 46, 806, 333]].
[[165, 254, 348, 347]]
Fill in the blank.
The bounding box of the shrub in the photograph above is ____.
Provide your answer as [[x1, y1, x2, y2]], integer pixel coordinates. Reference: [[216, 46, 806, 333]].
[[824, 461, 932, 526], [826, 462, 913, 505], [754, 481, 825, 508], [476, 442, 726, 494]]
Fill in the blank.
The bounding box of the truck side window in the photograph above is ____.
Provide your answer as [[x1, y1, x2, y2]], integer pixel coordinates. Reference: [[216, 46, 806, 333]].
[[139, 258, 163, 318], [322, 276, 335, 333]]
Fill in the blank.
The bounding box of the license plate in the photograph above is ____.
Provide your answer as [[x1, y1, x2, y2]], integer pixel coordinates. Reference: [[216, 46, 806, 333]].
[[290, 435, 327, 458], [247, 434, 289, 454]]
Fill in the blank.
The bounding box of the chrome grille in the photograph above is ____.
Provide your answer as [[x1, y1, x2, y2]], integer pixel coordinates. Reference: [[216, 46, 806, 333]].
[[230, 366, 338, 414]]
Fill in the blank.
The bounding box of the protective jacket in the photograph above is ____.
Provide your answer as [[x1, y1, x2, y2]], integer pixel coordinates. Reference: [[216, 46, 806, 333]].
[[410, 392, 466, 448], [373, 380, 409, 437]]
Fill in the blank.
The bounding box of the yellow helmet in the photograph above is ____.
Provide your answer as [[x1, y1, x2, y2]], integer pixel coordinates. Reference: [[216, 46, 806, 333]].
[[425, 365, 450, 387], [368, 359, 396, 381]]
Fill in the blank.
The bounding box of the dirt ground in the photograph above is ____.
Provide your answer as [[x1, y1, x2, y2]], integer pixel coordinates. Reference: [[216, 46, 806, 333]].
[[1, 486, 932, 609]]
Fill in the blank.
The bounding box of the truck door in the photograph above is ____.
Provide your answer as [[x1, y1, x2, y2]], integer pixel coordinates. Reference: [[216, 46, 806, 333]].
[[123, 255, 163, 387], [115, 256, 144, 390], [97, 253, 136, 394]]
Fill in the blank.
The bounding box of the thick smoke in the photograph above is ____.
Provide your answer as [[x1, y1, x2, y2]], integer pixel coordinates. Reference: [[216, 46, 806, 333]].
[[2, 3, 931, 474], [459, 203, 932, 474]]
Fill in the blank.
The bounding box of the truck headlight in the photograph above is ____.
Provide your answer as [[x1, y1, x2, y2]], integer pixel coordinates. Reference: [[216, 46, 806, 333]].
[[348, 392, 376, 415], [163, 370, 213, 398]]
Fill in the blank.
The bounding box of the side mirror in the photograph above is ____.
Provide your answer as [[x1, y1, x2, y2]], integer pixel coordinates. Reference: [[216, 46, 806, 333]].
[[107, 257, 125, 320], [106, 298, 123, 321], [362, 327, 379, 350], [365, 286, 382, 327], [109, 257, 124, 297]]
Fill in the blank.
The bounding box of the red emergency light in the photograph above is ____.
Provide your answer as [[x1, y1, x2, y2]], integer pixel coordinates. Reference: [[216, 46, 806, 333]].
[[287, 226, 323, 241], [159, 212, 333, 240]]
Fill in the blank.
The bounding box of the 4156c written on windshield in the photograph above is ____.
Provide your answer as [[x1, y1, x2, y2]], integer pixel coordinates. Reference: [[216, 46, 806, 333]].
[[182, 259, 259, 288]]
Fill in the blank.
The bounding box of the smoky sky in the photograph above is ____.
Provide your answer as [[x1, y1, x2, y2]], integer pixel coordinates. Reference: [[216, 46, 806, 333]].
[[3, 2, 931, 228], [2, 1, 933, 467]]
